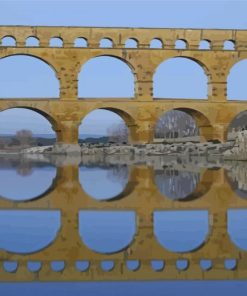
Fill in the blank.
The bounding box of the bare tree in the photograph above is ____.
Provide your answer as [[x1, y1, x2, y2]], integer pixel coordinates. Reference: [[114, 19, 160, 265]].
[[107, 122, 128, 143], [155, 110, 199, 139], [15, 129, 34, 147]]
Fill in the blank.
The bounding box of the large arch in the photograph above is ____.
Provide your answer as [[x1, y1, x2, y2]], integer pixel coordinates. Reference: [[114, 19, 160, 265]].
[[153, 57, 208, 99], [155, 108, 213, 142], [0, 54, 59, 98], [227, 59, 247, 100], [79, 107, 137, 144], [78, 56, 135, 98]]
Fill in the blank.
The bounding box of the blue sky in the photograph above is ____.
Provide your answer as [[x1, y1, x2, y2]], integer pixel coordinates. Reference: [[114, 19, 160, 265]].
[[0, 0, 247, 135]]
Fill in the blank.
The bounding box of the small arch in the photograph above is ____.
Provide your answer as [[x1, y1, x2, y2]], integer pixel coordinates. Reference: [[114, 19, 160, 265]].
[[224, 40, 235, 50], [228, 209, 247, 251], [0, 210, 60, 254], [25, 36, 39, 47], [175, 39, 187, 49], [125, 38, 138, 48], [154, 210, 209, 252], [199, 40, 211, 50], [74, 37, 87, 47], [153, 57, 208, 99], [150, 38, 163, 49], [49, 37, 63, 47], [79, 210, 136, 254], [227, 59, 247, 100], [78, 56, 135, 98], [1, 36, 16, 47], [99, 38, 113, 48]]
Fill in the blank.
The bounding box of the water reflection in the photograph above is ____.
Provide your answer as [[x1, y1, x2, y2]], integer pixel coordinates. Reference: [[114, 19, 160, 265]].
[[154, 210, 209, 252], [0, 210, 60, 254], [0, 157, 56, 201], [228, 209, 247, 251], [79, 165, 129, 200], [226, 162, 247, 199], [79, 211, 136, 253], [154, 168, 200, 200]]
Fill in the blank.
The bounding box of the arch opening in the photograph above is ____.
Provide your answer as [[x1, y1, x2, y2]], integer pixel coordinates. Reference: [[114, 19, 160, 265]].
[[74, 37, 87, 47], [175, 39, 187, 49], [154, 210, 209, 253], [227, 59, 247, 100], [99, 38, 113, 48], [78, 56, 135, 98], [224, 40, 235, 50], [150, 38, 163, 49], [79, 211, 136, 254], [26, 36, 39, 47], [199, 40, 211, 50], [0, 55, 59, 98], [125, 38, 138, 48], [49, 37, 63, 47], [153, 57, 208, 99], [1, 36, 16, 47]]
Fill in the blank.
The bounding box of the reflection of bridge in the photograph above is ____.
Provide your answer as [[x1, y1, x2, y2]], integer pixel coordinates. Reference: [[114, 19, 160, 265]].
[[1, 26, 247, 144], [0, 156, 247, 280]]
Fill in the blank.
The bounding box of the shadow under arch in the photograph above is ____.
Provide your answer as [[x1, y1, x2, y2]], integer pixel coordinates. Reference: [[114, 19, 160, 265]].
[[78, 54, 136, 98], [153, 56, 210, 99], [154, 209, 210, 253], [0, 210, 61, 254], [79, 210, 136, 254], [0, 54, 60, 98]]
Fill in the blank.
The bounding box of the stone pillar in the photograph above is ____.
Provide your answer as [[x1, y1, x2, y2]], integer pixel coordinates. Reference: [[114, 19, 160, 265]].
[[129, 120, 155, 144], [58, 64, 79, 100], [53, 120, 81, 154], [208, 81, 227, 102], [199, 124, 228, 142], [135, 80, 153, 101]]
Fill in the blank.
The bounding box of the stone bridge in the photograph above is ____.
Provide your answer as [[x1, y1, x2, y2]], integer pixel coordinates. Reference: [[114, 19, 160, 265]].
[[1, 26, 247, 145]]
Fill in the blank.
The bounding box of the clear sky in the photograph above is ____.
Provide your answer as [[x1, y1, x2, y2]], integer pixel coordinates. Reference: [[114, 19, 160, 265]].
[[0, 0, 247, 135]]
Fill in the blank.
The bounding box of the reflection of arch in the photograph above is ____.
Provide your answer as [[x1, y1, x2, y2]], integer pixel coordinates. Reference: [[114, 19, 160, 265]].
[[79, 211, 136, 254], [227, 59, 247, 100], [79, 164, 136, 201], [78, 55, 135, 98], [154, 168, 214, 201], [228, 209, 247, 251], [154, 210, 209, 253], [0, 54, 60, 98], [153, 57, 208, 99], [0, 210, 61, 254]]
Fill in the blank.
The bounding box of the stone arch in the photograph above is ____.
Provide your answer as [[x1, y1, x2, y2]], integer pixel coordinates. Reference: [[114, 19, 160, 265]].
[[1, 35, 16, 46], [156, 107, 213, 142], [0, 106, 58, 137], [78, 55, 135, 98], [0, 54, 60, 98], [227, 59, 247, 100], [153, 57, 209, 99], [79, 107, 137, 144]]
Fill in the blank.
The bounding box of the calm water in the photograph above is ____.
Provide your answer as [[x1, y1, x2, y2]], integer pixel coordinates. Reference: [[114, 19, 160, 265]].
[[0, 154, 247, 294]]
